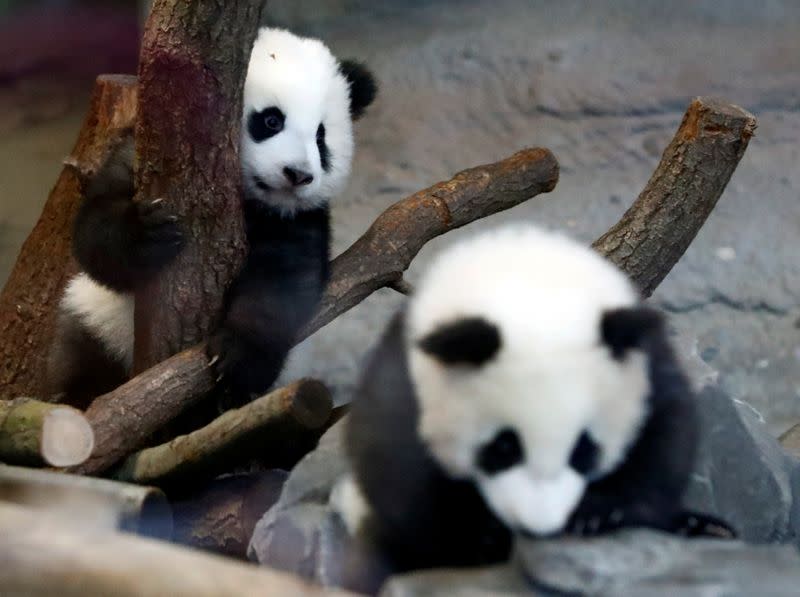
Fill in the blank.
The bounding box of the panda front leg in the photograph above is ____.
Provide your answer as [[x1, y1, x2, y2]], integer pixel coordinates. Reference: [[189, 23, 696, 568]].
[[207, 272, 318, 402], [73, 193, 184, 292], [565, 398, 698, 537]]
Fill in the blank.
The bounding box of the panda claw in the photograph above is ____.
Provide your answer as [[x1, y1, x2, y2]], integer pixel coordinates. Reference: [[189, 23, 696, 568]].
[[151, 197, 164, 205], [208, 354, 220, 367]]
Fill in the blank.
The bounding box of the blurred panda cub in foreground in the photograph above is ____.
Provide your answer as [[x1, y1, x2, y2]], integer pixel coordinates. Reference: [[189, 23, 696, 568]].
[[342, 225, 733, 574], [47, 28, 376, 406]]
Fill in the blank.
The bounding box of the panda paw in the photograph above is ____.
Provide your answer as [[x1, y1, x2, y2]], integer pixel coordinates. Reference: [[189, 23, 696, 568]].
[[565, 508, 627, 537], [672, 511, 737, 539], [132, 198, 184, 271], [206, 329, 281, 402]]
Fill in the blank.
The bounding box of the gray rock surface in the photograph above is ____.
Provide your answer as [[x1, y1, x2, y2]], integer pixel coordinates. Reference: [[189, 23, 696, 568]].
[[685, 384, 798, 543], [380, 531, 800, 597], [247, 420, 359, 589]]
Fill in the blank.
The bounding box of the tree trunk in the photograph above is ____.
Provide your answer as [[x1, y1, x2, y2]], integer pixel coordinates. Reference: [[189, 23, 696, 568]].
[[0, 76, 137, 398], [132, 0, 263, 372]]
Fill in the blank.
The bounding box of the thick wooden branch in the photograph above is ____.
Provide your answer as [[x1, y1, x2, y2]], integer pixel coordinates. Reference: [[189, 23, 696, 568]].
[[0, 75, 137, 398], [0, 502, 363, 597], [132, 0, 262, 371], [0, 399, 93, 467], [593, 97, 757, 296], [68, 149, 560, 476], [113, 380, 332, 487], [305, 147, 560, 338], [0, 464, 171, 539], [68, 345, 213, 476]]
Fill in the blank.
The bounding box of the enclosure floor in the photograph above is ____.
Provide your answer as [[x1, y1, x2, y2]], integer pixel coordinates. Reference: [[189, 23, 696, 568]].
[[2, 0, 799, 433]]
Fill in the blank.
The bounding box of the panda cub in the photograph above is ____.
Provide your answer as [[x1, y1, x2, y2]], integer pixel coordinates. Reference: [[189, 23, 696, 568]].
[[47, 28, 377, 405], [344, 225, 728, 575]]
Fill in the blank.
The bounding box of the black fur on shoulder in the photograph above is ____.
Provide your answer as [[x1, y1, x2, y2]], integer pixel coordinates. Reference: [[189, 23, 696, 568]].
[[566, 318, 736, 537], [339, 59, 378, 120]]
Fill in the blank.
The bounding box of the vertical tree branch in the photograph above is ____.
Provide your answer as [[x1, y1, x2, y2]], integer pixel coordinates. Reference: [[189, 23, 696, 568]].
[[0, 76, 137, 398], [132, 0, 263, 372], [593, 97, 757, 296]]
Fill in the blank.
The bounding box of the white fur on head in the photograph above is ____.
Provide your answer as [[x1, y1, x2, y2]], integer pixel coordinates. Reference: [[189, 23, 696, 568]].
[[242, 28, 354, 215], [406, 225, 651, 535], [61, 273, 134, 370]]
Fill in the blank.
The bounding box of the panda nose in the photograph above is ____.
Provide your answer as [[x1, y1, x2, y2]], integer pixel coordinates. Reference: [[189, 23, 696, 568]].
[[283, 166, 314, 187]]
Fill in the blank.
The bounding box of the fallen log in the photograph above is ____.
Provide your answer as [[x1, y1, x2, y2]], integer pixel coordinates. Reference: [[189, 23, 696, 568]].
[[113, 379, 332, 487], [0, 464, 172, 539], [0, 398, 94, 466], [593, 96, 757, 296], [0, 501, 363, 597]]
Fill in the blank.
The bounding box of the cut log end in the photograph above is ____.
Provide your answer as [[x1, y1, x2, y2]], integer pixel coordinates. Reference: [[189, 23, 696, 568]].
[[41, 407, 95, 467], [289, 379, 335, 429]]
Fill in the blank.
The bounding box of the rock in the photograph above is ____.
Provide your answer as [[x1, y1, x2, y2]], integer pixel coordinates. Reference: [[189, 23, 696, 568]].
[[684, 384, 799, 543], [515, 529, 800, 597], [382, 532, 800, 597], [380, 565, 532, 597], [248, 419, 387, 593]]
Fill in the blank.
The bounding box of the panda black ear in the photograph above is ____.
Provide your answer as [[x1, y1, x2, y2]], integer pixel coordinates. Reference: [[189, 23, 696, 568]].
[[601, 307, 663, 360], [340, 59, 377, 120], [418, 317, 501, 366]]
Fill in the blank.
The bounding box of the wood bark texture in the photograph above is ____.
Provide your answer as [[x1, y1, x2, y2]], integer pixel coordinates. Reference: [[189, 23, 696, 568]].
[[68, 345, 213, 476], [593, 96, 757, 296], [0, 464, 172, 539], [0, 398, 94, 467], [132, 0, 263, 371], [171, 471, 288, 559], [113, 379, 332, 487], [0, 75, 137, 398], [0, 502, 363, 597], [67, 149, 561, 476]]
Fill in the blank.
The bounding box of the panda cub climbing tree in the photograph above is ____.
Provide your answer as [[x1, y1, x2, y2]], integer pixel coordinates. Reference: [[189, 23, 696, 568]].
[[342, 225, 735, 579], [47, 28, 377, 405]]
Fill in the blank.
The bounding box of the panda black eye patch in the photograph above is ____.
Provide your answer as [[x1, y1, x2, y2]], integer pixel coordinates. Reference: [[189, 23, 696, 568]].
[[569, 430, 600, 476], [317, 123, 331, 172], [248, 107, 285, 142], [476, 428, 524, 475]]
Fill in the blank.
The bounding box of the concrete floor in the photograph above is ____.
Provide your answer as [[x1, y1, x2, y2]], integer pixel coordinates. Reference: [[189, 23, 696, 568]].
[[2, 0, 799, 433]]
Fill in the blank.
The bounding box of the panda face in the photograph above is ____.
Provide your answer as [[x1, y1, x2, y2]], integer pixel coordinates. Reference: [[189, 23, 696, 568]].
[[241, 28, 376, 215], [406, 226, 654, 536]]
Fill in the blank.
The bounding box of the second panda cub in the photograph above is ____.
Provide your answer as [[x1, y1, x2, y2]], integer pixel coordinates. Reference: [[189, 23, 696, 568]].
[[48, 28, 377, 404], [344, 225, 729, 575]]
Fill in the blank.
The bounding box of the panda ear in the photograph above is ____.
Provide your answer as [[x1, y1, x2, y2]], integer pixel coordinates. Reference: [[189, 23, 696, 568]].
[[418, 317, 501, 366], [601, 306, 663, 360], [340, 59, 377, 120]]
